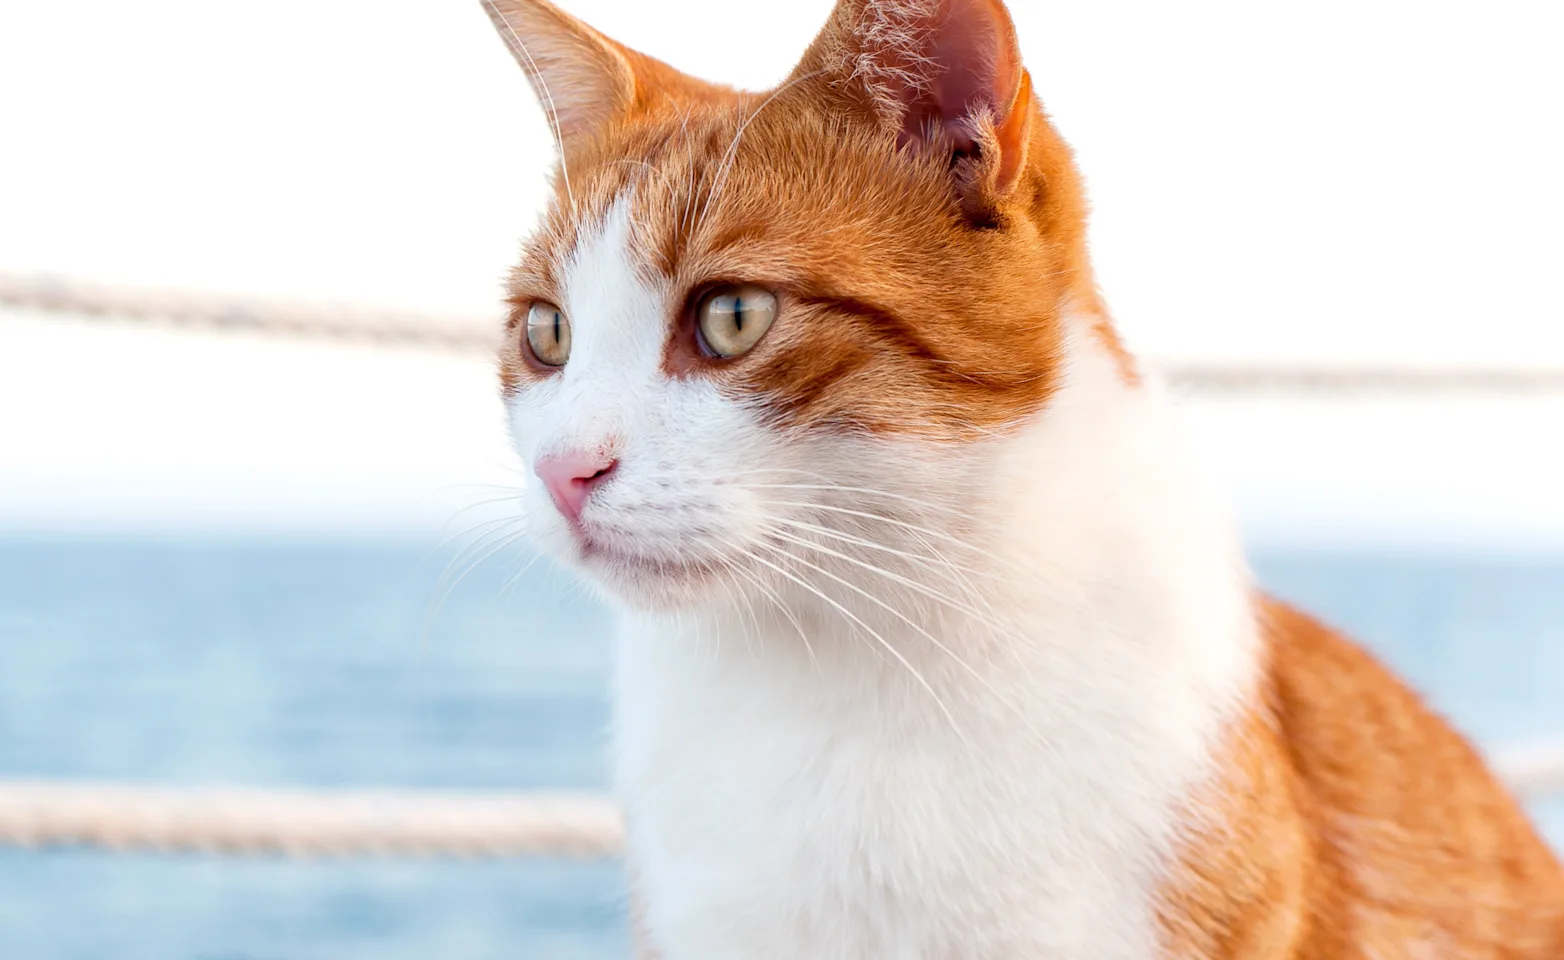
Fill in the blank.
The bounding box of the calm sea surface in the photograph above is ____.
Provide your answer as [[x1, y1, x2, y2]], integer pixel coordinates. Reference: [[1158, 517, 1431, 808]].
[[0, 538, 1560, 959]]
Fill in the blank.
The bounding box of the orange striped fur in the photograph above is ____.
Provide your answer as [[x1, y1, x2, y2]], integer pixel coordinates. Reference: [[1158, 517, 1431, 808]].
[[1162, 599, 1564, 956]]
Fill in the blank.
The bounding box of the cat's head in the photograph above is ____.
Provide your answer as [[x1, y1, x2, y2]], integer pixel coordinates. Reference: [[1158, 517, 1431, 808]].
[[484, 0, 1129, 611]]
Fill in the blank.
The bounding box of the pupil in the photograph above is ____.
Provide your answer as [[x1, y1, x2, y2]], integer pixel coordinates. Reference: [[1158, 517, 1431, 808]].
[[733, 296, 743, 331], [552, 312, 560, 344]]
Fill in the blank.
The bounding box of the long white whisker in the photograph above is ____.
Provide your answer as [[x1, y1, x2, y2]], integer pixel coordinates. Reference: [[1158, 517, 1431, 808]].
[[736, 482, 989, 524], [761, 526, 1011, 635], [698, 70, 824, 227], [901, 523, 1011, 627], [755, 539, 1046, 738], [757, 499, 1004, 562], [773, 497, 1012, 630], [415, 512, 522, 582], [498, 548, 546, 599], [764, 515, 999, 582], [718, 553, 762, 657], [736, 544, 966, 742], [427, 516, 524, 596], [442, 493, 527, 523], [740, 563, 818, 669], [710, 535, 819, 670], [757, 539, 988, 683], [422, 525, 529, 642], [678, 110, 698, 234], [769, 510, 1011, 623]]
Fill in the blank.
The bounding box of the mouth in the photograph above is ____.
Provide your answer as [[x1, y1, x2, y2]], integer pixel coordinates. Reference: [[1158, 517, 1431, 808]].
[[577, 535, 719, 587]]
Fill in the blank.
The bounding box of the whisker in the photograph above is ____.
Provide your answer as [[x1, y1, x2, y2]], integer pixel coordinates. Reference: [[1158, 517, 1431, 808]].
[[900, 524, 1011, 627], [442, 492, 527, 521], [710, 533, 819, 669], [420, 514, 529, 597], [483, 0, 576, 217], [413, 512, 523, 582], [761, 526, 1011, 634], [755, 499, 1004, 562], [697, 70, 824, 228], [735, 481, 990, 525], [678, 110, 698, 234], [736, 544, 967, 742], [763, 492, 1012, 623], [717, 553, 762, 657], [422, 523, 529, 643], [754, 539, 1044, 738], [763, 515, 1003, 585], [498, 548, 546, 599]]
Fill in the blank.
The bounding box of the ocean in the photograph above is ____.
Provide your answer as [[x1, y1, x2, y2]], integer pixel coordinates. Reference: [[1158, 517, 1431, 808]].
[[0, 537, 1560, 959]]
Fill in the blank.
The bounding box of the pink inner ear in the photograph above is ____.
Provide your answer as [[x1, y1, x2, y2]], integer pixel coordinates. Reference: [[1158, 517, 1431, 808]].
[[895, 0, 1023, 157]]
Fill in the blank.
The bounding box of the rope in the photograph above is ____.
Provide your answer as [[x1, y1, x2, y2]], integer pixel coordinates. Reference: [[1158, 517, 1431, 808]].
[[0, 782, 622, 859], [1496, 744, 1564, 803], [1161, 363, 1564, 396], [5, 271, 1564, 394], [0, 272, 496, 352], [1, 744, 1560, 860], [3, 271, 1561, 856]]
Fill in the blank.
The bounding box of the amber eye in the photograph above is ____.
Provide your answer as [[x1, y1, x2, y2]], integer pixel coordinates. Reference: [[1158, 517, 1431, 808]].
[[525, 301, 571, 367], [695, 284, 777, 358]]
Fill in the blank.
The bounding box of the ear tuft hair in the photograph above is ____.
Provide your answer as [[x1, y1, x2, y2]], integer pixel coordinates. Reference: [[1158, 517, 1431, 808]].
[[846, 0, 944, 114], [794, 0, 1035, 222]]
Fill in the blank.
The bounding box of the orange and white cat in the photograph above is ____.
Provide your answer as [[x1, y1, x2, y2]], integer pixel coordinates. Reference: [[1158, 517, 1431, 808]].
[[479, 0, 1564, 956]]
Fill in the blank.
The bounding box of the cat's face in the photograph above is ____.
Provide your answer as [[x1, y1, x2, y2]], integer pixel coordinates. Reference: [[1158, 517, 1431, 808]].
[[487, 0, 1116, 611]]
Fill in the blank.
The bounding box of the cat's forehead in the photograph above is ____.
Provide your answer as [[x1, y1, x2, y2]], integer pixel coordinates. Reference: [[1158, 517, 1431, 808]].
[[517, 100, 955, 295], [519, 106, 741, 261], [500, 100, 1084, 437]]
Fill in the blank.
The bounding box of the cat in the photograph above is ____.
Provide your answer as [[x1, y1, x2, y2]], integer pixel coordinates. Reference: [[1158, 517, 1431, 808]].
[[478, 0, 1564, 956]]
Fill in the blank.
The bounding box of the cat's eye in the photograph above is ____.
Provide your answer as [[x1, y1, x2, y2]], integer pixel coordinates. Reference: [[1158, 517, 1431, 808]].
[[695, 284, 777, 358], [525, 301, 571, 367]]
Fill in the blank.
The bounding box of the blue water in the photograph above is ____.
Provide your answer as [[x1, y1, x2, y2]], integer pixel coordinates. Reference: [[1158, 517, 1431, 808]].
[[0, 538, 1560, 959]]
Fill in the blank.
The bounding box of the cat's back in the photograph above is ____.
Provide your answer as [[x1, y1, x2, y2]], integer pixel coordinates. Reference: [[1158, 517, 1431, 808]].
[[1165, 597, 1564, 957]]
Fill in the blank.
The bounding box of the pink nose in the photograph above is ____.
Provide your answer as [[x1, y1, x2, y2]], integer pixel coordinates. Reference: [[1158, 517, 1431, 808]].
[[534, 450, 618, 524]]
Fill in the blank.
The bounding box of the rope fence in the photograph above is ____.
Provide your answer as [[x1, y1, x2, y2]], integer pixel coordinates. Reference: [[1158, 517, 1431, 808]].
[[0, 271, 496, 352], [3, 742, 1561, 860], [0, 782, 622, 860], [3, 270, 1562, 861], [6, 271, 1564, 395]]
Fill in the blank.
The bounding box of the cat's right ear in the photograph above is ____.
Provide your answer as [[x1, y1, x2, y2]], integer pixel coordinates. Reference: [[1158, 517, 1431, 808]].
[[790, 0, 1035, 223], [481, 0, 639, 149]]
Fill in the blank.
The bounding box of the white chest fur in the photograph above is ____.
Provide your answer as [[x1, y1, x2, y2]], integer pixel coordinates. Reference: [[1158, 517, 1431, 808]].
[[612, 342, 1259, 959]]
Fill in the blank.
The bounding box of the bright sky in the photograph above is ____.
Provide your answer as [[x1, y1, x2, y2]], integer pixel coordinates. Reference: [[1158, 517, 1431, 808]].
[[1, 0, 1562, 545]]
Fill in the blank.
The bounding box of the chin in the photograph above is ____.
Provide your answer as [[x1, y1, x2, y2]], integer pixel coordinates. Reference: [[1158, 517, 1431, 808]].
[[567, 535, 729, 613]]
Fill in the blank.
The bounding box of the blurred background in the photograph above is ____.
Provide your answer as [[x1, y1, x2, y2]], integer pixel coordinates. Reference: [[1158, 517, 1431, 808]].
[[1, 1, 1562, 957]]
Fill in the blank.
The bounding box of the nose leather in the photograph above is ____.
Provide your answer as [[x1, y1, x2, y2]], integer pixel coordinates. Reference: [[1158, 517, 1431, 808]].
[[534, 450, 618, 523]]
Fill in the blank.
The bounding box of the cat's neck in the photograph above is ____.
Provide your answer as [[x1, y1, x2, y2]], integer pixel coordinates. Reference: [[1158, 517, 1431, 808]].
[[617, 323, 1260, 736], [611, 325, 1261, 960]]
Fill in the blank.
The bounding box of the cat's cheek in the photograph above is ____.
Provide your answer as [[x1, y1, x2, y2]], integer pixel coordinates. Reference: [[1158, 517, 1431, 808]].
[[504, 389, 564, 537]]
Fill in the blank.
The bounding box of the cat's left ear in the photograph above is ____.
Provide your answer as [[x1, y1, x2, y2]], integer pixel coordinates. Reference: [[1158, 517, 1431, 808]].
[[482, 0, 636, 148], [482, 0, 725, 151], [792, 0, 1035, 222]]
